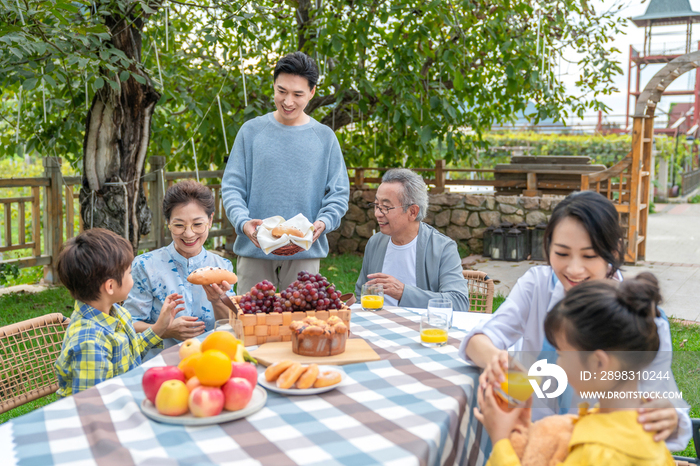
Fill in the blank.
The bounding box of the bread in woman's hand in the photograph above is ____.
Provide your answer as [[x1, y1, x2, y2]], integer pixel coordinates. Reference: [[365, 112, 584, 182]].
[[271, 225, 304, 238], [187, 266, 238, 286]]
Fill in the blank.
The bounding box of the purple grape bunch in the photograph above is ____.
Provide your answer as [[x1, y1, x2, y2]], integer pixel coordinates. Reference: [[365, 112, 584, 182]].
[[238, 272, 343, 314]]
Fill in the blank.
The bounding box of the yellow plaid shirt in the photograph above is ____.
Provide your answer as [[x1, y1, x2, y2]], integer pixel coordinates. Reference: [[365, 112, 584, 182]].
[[55, 301, 162, 398]]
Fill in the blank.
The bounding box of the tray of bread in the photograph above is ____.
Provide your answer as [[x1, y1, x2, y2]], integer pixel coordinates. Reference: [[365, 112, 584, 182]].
[[228, 271, 352, 347]]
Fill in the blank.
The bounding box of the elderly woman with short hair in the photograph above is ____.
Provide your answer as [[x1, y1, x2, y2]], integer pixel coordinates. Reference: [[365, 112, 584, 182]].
[[124, 180, 235, 351], [355, 168, 470, 310]]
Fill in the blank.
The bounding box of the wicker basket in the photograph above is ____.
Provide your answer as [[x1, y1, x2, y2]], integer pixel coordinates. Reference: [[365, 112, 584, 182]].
[[271, 243, 304, 256], [227, 296, 352, 347]]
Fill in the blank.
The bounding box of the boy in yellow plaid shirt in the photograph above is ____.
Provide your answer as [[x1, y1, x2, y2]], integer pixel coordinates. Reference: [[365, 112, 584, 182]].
[[55, 228, 184, 397]]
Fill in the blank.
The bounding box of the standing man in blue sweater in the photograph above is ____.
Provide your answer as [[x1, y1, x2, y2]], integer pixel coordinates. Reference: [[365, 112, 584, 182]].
[[222, 52, 349, 294]]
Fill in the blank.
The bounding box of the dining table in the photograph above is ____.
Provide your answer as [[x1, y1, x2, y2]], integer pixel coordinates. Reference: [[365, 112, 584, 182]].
[[1, 306, 494, 466]]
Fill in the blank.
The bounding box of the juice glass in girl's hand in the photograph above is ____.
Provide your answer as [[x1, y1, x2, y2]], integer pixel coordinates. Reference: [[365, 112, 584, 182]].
[[494, 370, 541, 407], [361, 284, 384, 311], [428, 298, 453, 328], [420, 314, 448, 348]]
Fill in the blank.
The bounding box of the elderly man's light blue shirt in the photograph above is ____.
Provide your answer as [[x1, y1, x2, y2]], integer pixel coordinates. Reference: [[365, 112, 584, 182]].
[[123, 243, 235, 348]]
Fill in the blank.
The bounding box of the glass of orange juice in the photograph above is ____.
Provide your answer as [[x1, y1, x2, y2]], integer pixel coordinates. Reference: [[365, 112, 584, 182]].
[[494, 370, 539, 406], [420, 314, 448, 348], [361, 284, 384, 311]]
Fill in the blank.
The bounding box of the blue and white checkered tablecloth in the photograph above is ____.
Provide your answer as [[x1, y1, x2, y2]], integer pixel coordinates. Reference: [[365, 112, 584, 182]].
[[3, 308, 492, 466]]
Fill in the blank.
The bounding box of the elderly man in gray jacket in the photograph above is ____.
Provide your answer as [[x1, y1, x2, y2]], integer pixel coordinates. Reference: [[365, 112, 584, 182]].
[[355, 169, 470, 311]]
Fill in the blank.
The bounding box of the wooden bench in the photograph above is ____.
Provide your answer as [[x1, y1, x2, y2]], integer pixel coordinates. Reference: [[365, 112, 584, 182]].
[[495, 156, 607, 196]]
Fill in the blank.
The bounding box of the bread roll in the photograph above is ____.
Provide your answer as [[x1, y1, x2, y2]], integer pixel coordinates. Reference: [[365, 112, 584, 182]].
[[265, 360, 295, 382], [187, 267, 238, 286], [271, 225, 304, 238], [296, 364, 320, 389], [277, 362, 304, 389], [313, 371, 342, 388]]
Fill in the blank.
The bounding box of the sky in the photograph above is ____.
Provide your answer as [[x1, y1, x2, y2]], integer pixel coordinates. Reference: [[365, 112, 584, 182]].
[[558, 0, 700, 128]]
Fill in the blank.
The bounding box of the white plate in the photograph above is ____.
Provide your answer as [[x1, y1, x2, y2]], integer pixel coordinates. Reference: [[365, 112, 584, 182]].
[[140, 385, 267, 425], [258, 365, 346, 395]]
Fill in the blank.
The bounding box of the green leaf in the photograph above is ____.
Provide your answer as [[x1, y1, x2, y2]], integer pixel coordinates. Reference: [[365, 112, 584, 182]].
[[120, 70, 130, 82], [420, 126, 433, 144], [43, 75, 56, 87], [108, 79, 120, 91], [93, 77, 104, 90], [132, 73, 146, 84], [161, 138, 172, 155], [22, 77, 38, 90], [453, 71, 464, 91]]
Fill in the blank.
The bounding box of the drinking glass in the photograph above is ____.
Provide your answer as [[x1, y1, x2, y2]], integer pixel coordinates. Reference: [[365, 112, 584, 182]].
[[493, 370, 540, 407], [420, 314, 448, 348], [361, 283, 384, 311], [428, 298, 453, 328], [214, 318, 232, 331]]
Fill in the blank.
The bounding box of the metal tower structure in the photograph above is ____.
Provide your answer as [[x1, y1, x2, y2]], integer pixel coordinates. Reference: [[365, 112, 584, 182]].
[[626, 0, 700, 133]]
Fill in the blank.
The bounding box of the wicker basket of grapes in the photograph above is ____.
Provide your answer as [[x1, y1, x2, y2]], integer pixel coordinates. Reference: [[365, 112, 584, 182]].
[[228, 271, 352, 347]]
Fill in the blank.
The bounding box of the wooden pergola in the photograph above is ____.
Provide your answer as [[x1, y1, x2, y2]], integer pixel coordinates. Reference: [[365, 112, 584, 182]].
[[583, 50, 700, 263]]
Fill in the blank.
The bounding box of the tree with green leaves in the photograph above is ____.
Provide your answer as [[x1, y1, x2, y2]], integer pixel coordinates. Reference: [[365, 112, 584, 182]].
[[1, 0, 624, 250]]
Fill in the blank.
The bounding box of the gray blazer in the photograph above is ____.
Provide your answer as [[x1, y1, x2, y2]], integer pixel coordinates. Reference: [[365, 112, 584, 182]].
[[355, 222, 471, 311]]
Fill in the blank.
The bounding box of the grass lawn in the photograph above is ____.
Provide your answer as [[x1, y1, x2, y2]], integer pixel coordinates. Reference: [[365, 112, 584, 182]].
[[0, 255, 697, 458], [668, 319, 700, 458]]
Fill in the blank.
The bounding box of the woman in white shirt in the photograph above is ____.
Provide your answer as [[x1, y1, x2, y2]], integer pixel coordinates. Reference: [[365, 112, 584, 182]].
[[460, 191, 691, 452]]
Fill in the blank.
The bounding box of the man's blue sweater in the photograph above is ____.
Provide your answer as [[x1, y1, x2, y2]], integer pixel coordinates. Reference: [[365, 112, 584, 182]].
[[222, 113, 350, 260]]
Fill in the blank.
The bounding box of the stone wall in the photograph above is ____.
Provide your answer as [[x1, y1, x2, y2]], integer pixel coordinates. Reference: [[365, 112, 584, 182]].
[[327, 189, 565, 255]]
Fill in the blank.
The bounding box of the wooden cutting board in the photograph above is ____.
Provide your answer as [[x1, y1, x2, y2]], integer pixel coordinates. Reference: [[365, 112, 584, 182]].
[[250, 338, 380, 367]]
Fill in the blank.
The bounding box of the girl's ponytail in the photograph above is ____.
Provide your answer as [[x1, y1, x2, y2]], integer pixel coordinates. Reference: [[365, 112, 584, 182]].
[[617, 271, 661, 319]]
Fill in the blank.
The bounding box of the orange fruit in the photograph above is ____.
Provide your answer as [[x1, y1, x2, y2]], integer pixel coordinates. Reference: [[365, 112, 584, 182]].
[[178, 353, 203, 380], [195, 350, 232, 387], [201, 331, 240, 360]]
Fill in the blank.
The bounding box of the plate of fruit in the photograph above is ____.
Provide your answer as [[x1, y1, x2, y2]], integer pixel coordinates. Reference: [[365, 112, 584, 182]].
[[139, 331, 266, 425], [257, 360, 346, 396]]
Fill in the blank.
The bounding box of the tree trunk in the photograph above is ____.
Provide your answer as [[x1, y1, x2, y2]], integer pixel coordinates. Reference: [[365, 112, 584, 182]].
[[79, 13, 160, 253]]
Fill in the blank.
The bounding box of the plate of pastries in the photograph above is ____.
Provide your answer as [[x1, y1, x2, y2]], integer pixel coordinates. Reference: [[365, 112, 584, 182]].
[[258, 361, 345, 395]]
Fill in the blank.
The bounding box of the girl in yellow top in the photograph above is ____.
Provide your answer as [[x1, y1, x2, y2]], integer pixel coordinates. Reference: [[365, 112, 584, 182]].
[[474, 273, 677, 466]]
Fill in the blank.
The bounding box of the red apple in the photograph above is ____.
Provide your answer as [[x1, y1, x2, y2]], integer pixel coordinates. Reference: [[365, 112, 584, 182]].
[[188, 386, 225, 417], [222, 377, 254, 411], [231, 362, 257, 388], [142, 366, 186, 405]]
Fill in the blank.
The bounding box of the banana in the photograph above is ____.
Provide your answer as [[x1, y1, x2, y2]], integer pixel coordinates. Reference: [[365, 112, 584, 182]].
[[243, 348, 257, 365]]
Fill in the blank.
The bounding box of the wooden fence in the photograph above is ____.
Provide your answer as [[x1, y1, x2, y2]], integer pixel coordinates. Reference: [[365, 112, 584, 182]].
[[681, 168, 700, 195], [0, 156, 236, 284], [1, 156, 629, 283]]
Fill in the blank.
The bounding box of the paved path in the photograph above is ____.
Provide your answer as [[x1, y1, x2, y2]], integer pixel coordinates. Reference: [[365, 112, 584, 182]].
[[646, 204, 700, 265]]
